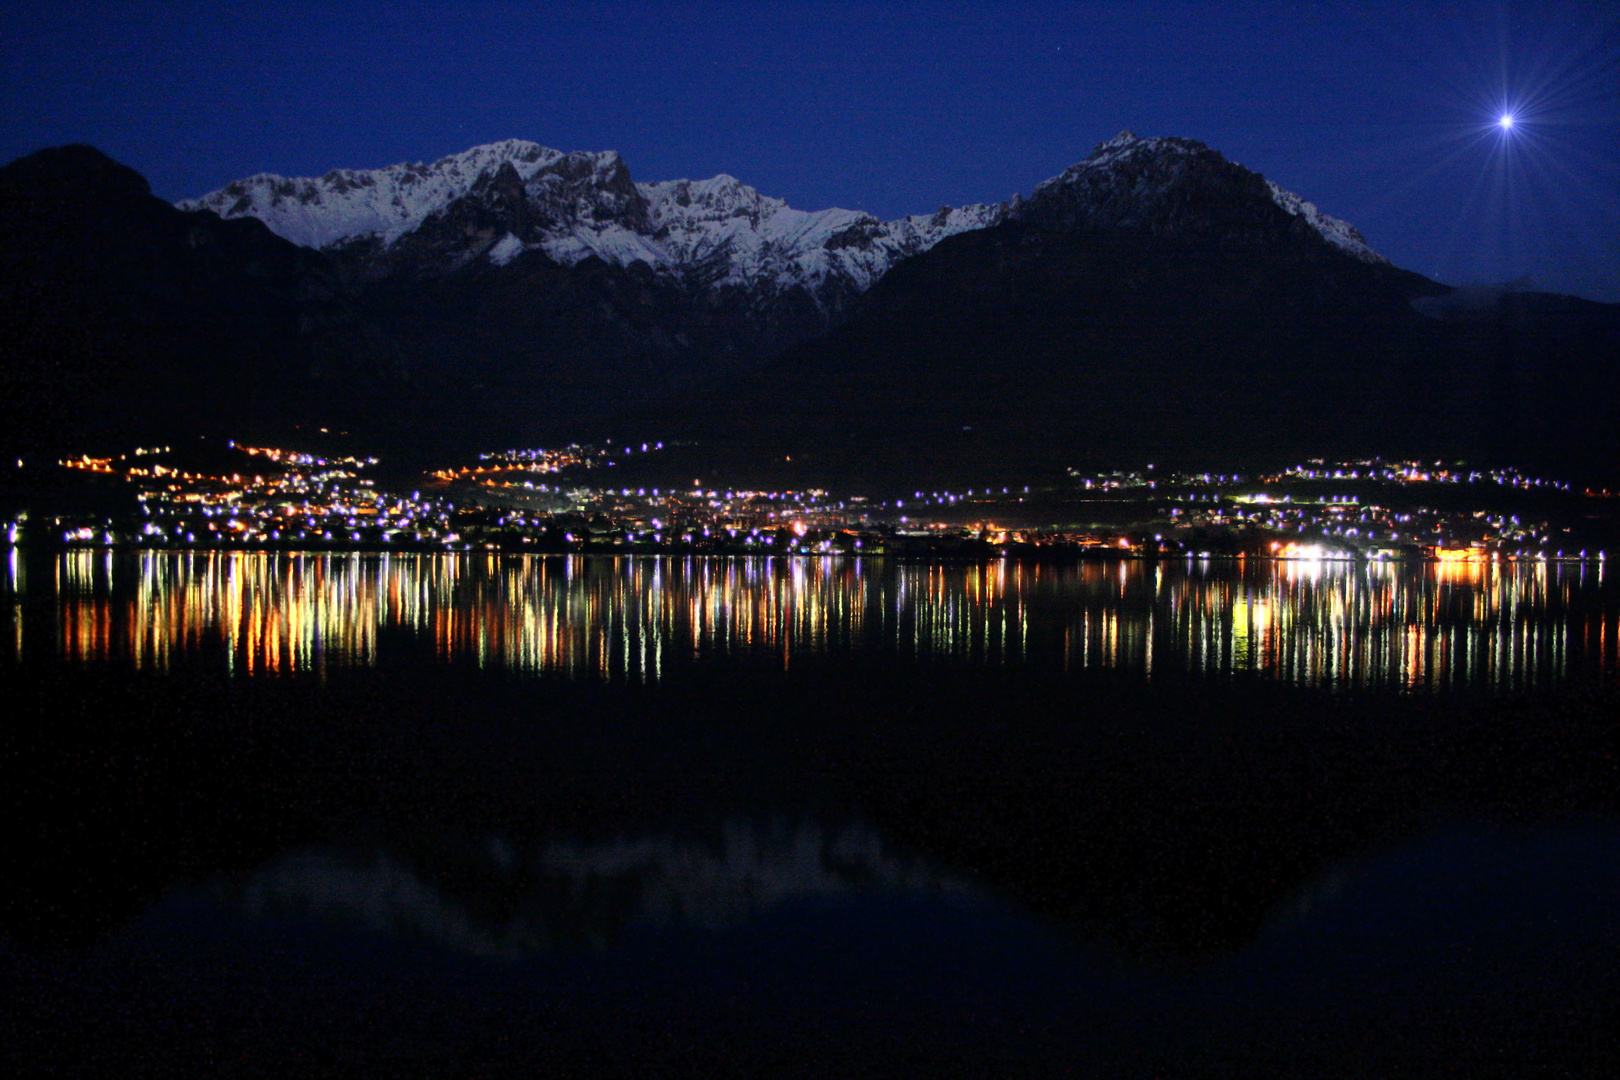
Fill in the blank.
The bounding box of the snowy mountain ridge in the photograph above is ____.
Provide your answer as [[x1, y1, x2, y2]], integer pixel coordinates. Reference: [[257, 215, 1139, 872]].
[[179, 141, 1006, 298], [1263, 178, 1385, 265], [178, 131, 1386, 299], [180, 139, 571, 250]]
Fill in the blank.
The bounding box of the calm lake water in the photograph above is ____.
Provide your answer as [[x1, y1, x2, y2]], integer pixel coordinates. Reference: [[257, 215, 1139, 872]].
[[12, 549, 1620, 690], [6, 550, 1619, 1074]]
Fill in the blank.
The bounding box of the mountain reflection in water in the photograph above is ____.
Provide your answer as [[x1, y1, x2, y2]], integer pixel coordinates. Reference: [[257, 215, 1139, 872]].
[[13, 549, 1620, 690], [233, 818, 973, 960]]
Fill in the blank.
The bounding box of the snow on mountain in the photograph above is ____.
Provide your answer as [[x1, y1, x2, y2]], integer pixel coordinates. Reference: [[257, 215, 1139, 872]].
[[635, 174, 1004, 293], [1031, 130, 1387, 264], [178, 139, 568, 250], [486, 233, 525, 267], [181, 143, 1004, 298], [180, 131, 1384, 301], [1263, 179, 1386, 265]]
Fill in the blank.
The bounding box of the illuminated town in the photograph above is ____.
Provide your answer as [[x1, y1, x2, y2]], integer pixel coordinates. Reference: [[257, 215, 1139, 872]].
[[12, 439, 1616, 563]]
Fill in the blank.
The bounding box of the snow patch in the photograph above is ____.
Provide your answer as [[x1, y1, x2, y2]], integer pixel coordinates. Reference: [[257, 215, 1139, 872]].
[[487, 233, 525, 266], [1265, 180, 1388, 264]]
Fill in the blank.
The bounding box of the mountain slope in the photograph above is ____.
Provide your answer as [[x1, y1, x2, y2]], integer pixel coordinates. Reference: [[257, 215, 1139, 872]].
[[177, 144, 1003, 388], [180, 140, 1005, 319], [175, 134, 1384, 386], [638, 136, 1617, 489], [0, 145, 397, 461], [1026, 131, 1386, 264]]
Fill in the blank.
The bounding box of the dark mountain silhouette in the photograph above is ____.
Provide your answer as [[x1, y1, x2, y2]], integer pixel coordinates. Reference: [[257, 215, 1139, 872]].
[[647, 140, 1619, 487], [0, 145, 409, 461]]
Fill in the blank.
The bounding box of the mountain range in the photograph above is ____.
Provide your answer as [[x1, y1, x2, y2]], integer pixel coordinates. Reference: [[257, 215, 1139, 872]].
[[2, 132, 1615, 486], [179, 132, 1384, 292]]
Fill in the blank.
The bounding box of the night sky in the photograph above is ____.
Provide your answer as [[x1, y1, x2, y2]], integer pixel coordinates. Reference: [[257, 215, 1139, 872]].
[[5, 1, 1618, 301]]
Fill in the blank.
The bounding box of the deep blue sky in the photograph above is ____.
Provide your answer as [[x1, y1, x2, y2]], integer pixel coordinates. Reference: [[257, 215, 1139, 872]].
[[5, 1, 1617, 300]]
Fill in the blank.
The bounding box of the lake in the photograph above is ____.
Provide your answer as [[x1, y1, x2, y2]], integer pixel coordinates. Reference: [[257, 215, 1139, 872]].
[[6, 550, 1619, 1074], [19, 549, 1620, 689]]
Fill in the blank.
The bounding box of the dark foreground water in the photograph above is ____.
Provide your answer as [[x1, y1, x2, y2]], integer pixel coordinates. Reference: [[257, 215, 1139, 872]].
[[5, 551, 1619, 1075]]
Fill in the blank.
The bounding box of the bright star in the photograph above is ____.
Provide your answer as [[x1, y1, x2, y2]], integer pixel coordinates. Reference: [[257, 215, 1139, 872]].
[[1498, 113, 1515, 130]]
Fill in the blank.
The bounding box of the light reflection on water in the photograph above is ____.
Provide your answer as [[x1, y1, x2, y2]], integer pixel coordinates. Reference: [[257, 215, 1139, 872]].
[[7, 550, 1618, 690]]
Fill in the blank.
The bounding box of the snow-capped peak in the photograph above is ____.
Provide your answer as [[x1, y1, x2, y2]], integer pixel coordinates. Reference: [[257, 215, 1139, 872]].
[[1028, 130, 1386, 263], [181, 131, 1386, 297], [1032, 132, 1215, 196], [178, 140, 569, 250], [181, 141, 1007, 300]]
